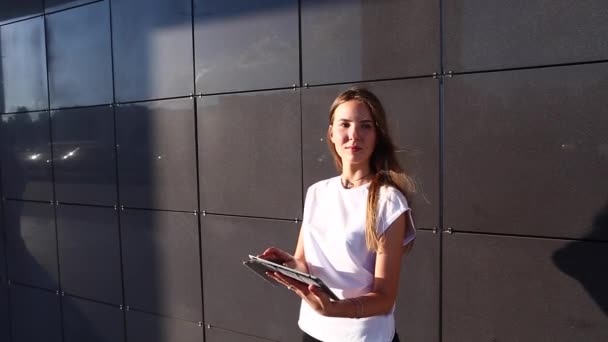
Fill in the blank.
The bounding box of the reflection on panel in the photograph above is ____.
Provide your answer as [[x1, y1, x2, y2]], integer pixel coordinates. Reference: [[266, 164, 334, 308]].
[[0, 111, 53, 201], [57, 205, 122, 304], [52, 106, 117, 205], [4, 201, 58, 290], [197, 90, 302, 218], [443, 233, 608, 341], [0, 17, 48, 113], [112, 0, 193, 102], [444, 0, 608, 72], [444, 64, 608, 240], [394, 230, 439, 342], [0, 0, 42, 25], [194, 0, 299, 93], [121, 209, 202, 322], [47, 1, 112, 108], [206, 326, 276, 342], [202, 215, 300, 342], [62, 296, 125, 342], [116, 98, 197, 211], [302, 80, 439, 228], [126, 310, 204, 342], [10, 285, 61, 342], [301, 0, 439, 85], [45, 0, 98, 13]]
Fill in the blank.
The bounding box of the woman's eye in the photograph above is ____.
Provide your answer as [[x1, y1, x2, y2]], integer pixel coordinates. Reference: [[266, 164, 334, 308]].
[[339, 123, 350, 128]]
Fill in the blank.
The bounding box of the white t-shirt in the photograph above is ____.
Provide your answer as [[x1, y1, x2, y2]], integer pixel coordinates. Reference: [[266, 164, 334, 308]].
[[298, 176, 415, 342]]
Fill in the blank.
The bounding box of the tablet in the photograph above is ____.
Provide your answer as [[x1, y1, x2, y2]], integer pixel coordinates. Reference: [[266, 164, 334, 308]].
[[243, 255, 340, 301]]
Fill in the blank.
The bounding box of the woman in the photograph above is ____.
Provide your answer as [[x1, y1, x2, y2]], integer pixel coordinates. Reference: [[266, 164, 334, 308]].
[[261, 87, 416, 342]]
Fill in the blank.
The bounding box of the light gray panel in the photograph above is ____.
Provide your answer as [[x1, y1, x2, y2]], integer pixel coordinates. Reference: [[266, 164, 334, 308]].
[[52, 106, 117, 206], [443, 233, 608, 341], [57, 205, 122, 304], [10, 285, 61, 342], [121, 209, 202, 322], [116, 98, 197, 211], [47, 1, 113, 108], [4, 201, 58, 290], [301, 0, 440, 85], [445, 0, 608, 72], [201, 215, 300, 342], [0, 17, 48, 113], [198, 90, 302, 219], [112, 0, 193, 102], [444, 64, 608, 239], [194, 0, 299, 94], [394, 230, 439, 342], [302, 80, 439, 229], [62, 295, 125, 342], [206, 326, 275, 342], [126, 310, 204, 342], [0, 111, 53, 201]]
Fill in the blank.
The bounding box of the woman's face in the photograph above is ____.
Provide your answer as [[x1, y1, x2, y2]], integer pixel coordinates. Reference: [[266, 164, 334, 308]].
[[330, 100, 377, 168]]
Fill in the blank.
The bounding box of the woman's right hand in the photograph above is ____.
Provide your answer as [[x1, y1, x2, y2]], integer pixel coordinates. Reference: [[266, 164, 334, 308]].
[[259, 247, 297, 269]]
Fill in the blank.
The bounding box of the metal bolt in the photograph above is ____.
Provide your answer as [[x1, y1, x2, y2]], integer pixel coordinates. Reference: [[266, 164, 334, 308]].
[[304, 83, 309, 88], [206, 324, 211, 329], [201, 211, 207, 217], [432, 227, 438, 234], [198, 322, 203, 327], [193, 210, 198, 216], [446, 227, 453, 234], [120, 205, 125, 211], [119, 305, 123, 310], [432, 72, 438, 79]]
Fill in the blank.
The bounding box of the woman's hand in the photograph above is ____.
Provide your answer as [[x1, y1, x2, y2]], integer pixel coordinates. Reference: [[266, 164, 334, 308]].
[[259, 247, 297, 269], [269, 272, 336, 317]]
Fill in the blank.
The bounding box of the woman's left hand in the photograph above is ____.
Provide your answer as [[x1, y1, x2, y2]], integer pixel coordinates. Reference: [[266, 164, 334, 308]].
[[268, 272, 335, 316]]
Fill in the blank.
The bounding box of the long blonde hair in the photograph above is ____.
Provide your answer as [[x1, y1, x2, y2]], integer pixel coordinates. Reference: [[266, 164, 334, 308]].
[[327, 87, 415, 252]]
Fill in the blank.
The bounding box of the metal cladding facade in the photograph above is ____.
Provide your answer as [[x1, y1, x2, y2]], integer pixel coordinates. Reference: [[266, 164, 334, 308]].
[[0, 0, 607, 341]]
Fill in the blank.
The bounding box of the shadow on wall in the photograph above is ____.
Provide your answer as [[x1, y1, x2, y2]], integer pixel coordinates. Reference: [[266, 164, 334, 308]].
[[553, 200, 608, 317]]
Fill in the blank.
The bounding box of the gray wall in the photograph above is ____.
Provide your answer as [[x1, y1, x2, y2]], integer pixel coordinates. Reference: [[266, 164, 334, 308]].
[[0, 0, 607, 341]]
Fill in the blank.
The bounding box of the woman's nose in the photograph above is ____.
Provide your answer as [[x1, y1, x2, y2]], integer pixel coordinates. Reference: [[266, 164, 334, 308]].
[[349, 126, 360, 140]]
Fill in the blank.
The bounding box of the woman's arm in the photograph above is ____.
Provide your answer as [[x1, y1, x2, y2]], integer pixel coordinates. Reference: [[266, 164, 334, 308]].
[[273, 213, 408, 318]]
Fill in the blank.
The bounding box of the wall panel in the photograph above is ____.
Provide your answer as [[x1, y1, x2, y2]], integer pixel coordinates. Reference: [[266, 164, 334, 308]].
[[51, 106, 117, 206], [194, 0, 299, 94], [445, 0, 608, 72], [0, 17, 48, 113], [126, 310, 204, 342], [62, 295, 125, 342], [10, 285, 61, 342], [4, 201, 58, 290], [47, 1, 113, 108], [301, 0, 440, 85], [445, 64, 608, 240], [443, 233, 608, 341]]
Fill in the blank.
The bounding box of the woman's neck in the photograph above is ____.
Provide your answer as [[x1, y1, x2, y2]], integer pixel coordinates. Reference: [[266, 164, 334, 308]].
[[341, 165, 372, 189]]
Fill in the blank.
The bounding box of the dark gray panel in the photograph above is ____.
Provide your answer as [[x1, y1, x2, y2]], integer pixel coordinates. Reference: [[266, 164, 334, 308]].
[[63, 295, 125, 342], [443, 233, 608, 341], [126, 310, 203, 342], [198, 90, 302, 218], [10, 285, 61, 342], [112, 0, 193, 102], [52, 106, 117, 205], [57, 205, 122, 304], [5, 201, 58, 289], [0, 0, 42, 24], [116, 98, 197, 211], [0, 281, 7, 342], [301, 0, 439, 85], [302, 80, 439, 228], [47, 1, 113, 108], [394, 230, 439, 342], [45, 0, 98, 13], [206, 327, 275, 342], [0, 17, 48, 113], [202, 215, 300, 342], [194, 0, 299, 94], [444, 0, 608, 72], [444, 64, 608, 239], [0, 111, 53, 201], [121, 209, 202, 322]]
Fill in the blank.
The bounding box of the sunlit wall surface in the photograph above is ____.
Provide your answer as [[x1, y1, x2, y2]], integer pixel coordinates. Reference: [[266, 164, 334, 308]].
[[0, 0, 607, 341]]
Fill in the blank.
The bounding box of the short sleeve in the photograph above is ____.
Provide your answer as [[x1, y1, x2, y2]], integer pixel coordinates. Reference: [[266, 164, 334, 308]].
[[377, 186, 416, 246]]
